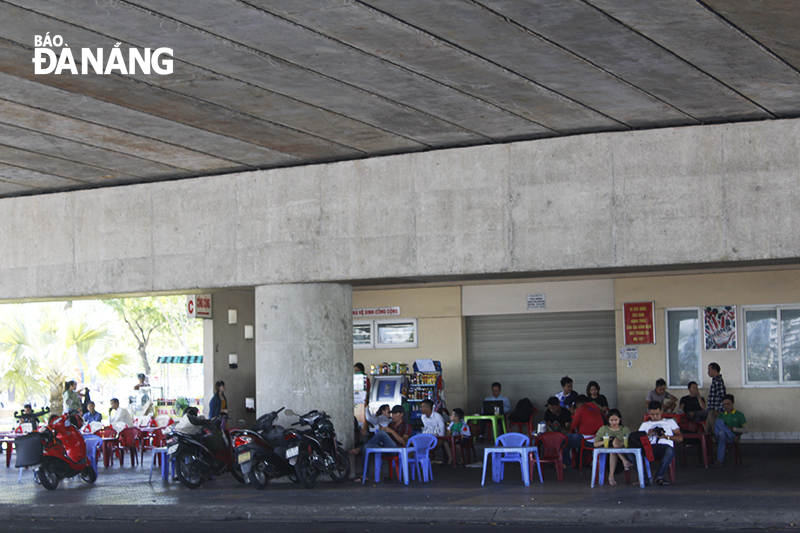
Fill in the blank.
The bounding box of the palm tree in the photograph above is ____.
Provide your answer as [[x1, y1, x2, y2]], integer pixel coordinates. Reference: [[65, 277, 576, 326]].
[[0, 300, 130, 413]]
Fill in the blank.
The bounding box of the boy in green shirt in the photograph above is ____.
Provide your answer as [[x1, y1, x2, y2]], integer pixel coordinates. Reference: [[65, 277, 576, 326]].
[[713, 394, 748, 467]]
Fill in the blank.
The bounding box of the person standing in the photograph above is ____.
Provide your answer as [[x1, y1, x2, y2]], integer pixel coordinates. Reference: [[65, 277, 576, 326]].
[[62, 380, 83, 415], [705, 362, 726, 434], [208, 380, 229, 419]]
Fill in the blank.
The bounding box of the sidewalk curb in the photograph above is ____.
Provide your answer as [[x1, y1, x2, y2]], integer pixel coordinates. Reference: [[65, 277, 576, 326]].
[[1, 504, 798, 529]]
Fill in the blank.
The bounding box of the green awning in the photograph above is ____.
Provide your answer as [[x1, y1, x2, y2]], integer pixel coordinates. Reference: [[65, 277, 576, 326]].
[[156, 355, 203, 364]]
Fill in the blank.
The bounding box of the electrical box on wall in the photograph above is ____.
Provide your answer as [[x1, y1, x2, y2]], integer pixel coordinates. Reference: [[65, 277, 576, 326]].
[[229, 353, 238, 369]]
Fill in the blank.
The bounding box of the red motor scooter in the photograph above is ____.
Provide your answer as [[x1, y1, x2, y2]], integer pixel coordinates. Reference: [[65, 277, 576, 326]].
[[15, 412, 97, 490]]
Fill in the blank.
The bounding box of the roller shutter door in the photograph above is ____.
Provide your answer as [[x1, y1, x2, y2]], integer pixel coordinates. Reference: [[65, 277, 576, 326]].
[[466, 311, 617, 419]]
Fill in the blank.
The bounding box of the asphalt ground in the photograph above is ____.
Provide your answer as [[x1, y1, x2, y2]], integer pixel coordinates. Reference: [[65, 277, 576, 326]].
[[0, 442, 798, 529]]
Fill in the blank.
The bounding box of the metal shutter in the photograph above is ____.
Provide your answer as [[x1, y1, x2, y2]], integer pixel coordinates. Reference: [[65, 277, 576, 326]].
[[466, 311, 617, 420]]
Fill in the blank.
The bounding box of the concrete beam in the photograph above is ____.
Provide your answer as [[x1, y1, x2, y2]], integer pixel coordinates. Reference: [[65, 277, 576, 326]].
[[1, 119, 799, 301]]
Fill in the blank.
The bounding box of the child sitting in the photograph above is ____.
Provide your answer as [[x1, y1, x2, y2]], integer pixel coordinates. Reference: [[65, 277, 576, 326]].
[[444, 408, 471, 466]]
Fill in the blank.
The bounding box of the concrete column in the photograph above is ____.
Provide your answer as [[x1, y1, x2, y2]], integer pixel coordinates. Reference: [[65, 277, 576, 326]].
[[255, 283, 353, 450]]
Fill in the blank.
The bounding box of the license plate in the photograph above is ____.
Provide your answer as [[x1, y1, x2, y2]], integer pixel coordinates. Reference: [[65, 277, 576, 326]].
[[168, 444, 179, 455], [237, 451, 251, 464], [286, 446, 299, 459]]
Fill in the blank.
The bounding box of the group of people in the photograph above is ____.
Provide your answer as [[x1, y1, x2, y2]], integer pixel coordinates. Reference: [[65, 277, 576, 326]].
[[58, 379, 134, 430], [643, 363, 749, 468]]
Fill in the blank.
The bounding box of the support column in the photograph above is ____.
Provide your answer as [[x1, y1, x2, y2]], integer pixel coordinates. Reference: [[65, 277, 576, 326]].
[[255, 283, 353, 450]]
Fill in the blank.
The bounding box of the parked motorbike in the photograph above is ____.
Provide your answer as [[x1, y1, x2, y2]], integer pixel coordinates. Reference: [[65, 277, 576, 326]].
[[285, 409, 350, 489], [15, 411, 97, 490], [165, 414, 246, 489], [233, 407, 302, 489]]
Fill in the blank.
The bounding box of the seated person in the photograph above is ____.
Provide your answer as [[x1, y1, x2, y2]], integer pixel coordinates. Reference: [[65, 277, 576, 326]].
[[638, 401, 683, 486], [108, 397, 133, 430], [420, 399, 446, 436], [19, 404, 40, 430], [350, 405, 412, 456], [586, 381, 609, 414], [645, 378, 678, 413], [679, 381, 707, 422], [83, 401, 103, 424], [568, 395, 606, 464], [556, 376, 579, 413], [478, 382, 512, 441], [713, 394, 748, 468], [365, 404, 391, 433], [593, 409, 633, 485], [444, 408, 471, 466], [544, 396, 572, 434]]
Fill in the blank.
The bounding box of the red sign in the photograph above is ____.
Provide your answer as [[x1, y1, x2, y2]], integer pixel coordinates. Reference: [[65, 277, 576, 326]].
[[187, 294, 212, 319], [623, 301, 655, 345]]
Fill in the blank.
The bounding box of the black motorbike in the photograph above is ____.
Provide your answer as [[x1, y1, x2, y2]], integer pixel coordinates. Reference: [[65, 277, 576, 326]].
[[233, 407, 301, 489], [285, 409, 350, 489], [165, 414, 246, 489]]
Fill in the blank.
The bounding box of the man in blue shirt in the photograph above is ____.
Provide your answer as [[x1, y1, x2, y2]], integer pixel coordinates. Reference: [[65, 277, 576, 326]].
[[478, 382, 511, 441], [84, 401, 102, 424]]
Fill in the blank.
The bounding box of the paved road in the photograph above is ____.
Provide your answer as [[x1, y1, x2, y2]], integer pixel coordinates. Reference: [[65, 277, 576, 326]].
[[6, 521, 796, 533]]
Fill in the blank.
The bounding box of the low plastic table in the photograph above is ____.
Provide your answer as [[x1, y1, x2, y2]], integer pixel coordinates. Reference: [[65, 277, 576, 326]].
[[361, 447, 411, 485], [591, 447, 651, 488], [481, 446, 543, 486]]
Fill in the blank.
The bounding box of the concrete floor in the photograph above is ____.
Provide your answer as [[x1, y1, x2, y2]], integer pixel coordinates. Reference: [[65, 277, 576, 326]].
[[1, 442, 798, 529]]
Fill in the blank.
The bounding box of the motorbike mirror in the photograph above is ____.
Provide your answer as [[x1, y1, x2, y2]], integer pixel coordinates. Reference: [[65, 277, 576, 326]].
[[284, 409, 295, 417]]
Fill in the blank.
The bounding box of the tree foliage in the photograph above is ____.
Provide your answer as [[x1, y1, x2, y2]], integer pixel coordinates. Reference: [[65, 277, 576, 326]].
[[0, 301, 130, 412]]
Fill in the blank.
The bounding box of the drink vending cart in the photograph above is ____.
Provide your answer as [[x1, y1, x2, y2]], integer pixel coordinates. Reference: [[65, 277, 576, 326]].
[[367, 362, 409, 418], [407, 359, 443, 430]]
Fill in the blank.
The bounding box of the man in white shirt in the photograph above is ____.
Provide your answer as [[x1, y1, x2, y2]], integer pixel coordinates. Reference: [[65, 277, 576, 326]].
[[420, 399, 445, 436], [108, 398, 133, 431], [638, 402, 683, 486]]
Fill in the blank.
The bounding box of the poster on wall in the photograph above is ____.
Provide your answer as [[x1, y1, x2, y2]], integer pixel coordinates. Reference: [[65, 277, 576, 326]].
[[704, 306, 737, 350], [623, 301, 655, 345]]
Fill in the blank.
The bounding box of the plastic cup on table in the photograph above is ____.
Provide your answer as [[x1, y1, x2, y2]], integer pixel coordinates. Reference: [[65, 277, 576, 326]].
[[603, 435, 610, 448], [623, 435, 629, 448]]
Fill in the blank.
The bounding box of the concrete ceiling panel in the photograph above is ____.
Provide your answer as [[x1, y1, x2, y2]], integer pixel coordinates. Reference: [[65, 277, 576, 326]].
[[1, 0, 799, 198], [587, 0, 800, 117], [479, 0, 771, 122]]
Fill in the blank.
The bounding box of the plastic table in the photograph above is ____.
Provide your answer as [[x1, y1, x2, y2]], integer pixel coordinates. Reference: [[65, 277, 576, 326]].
[[481, 446, 543, 486], [361, 447, 411, 485], [463, 415, 506, 442], [591, 448, 650, 488]]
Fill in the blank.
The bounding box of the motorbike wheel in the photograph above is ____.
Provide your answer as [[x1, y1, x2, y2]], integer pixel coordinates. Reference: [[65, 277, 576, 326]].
[[175, 451, 205, 489], [248, 461, 269, 490], [329, 446, 351, 484], [80, 466, 97, 484], [230, 462, 246, 484], [294, 451, 318, 489], [37, 464, 60, 490]]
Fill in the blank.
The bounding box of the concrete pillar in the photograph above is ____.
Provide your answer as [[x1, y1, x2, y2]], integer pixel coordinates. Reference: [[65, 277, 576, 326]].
[[255, 283, 353, 450]]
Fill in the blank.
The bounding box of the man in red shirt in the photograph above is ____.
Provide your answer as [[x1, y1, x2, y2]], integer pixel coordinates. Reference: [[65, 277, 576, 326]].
[[567, 395, 606, 463], [350, 405, 411, 455]]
